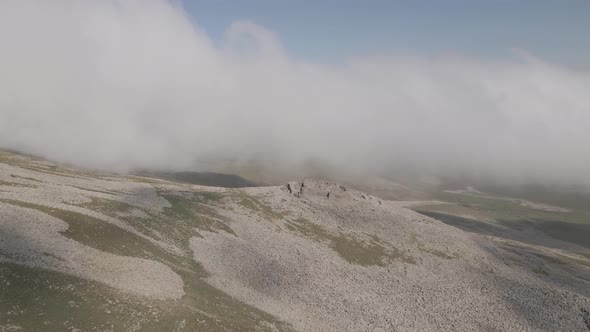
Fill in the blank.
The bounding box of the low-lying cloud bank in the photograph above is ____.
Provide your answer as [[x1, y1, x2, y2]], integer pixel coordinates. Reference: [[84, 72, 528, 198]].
[[1, 1, 589, 188]]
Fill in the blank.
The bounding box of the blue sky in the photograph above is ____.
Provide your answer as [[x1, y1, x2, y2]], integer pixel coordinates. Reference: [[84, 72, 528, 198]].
[[182, 0, 589, 66]]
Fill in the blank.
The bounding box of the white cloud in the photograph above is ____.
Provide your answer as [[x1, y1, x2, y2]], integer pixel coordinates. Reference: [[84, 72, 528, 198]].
[[1, 0, 589, 187]]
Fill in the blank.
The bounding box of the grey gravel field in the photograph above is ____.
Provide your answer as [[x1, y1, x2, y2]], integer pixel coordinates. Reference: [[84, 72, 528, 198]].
[[1, 151, 589, 331]]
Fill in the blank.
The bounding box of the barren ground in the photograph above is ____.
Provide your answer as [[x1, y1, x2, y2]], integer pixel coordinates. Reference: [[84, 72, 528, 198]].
[[1, 151, 589, 331]]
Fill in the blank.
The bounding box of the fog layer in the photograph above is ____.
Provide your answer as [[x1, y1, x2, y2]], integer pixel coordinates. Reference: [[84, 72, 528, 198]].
[[1, 1, 589, 187]]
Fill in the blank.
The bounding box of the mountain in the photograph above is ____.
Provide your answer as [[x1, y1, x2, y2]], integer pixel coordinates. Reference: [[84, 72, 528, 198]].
[[0, 150, 589, 331]]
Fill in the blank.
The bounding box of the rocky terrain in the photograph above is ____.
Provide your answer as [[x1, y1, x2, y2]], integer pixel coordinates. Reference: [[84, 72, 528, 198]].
[[1, 150, 589, 331]]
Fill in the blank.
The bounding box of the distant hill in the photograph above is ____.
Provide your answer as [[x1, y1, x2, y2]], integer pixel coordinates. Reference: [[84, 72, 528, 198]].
[[132, 170, 257, 188]]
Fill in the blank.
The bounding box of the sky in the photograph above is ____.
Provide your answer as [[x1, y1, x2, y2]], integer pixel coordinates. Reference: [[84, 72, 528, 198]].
[[182, 0, 590, 67], [0, 0, 589, 188]]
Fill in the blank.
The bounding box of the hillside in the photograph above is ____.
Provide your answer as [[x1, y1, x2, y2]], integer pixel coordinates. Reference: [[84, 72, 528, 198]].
[[1, 151, 589, 331]]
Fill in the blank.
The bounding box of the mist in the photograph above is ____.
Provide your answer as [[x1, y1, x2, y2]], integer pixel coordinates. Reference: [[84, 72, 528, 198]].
[[1, 0, 589, 188]]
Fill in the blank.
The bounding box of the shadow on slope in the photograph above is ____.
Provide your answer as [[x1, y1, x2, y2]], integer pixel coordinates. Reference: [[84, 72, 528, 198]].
[[416, 211, 590, 250], [464, 262, 590, 331], [418, 211, 590, 297]]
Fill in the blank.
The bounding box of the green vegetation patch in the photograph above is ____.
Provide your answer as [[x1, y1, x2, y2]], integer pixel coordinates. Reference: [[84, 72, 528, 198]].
[[15, 158, 118, 181], [418, 246, 455, 260], [414, 191, 590, 255], [0, 199, 177, 264], [286, 217, 415, 266], [18, 165, 74, 177], [424, 191, 590, 225], [332, 234, 416, 266], [0, 199, 294, 331], [72, 197, 174, 248], [410, 234, 456, 260], [239, 197, 260, 211], [531, 220, 590, 249], [70, 185, 120, 195], [194, 191, 224, 204], [285, 217, 329, 242], [161, 193, 236, 237], [0, 180, 37, 188], [0, 151, 28, 166], [77, 192, 234, 249], [10, 174, 43, 183], [79, 197, 135, 215], [127, 176, 165, 184], [233, 192, 288, 221], [416, 208, 590, 252], [0, 262, 294, 332]]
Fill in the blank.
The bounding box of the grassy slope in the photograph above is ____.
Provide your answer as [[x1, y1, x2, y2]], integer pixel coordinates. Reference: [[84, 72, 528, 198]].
[[412, 189, 590, 244], [0, 196, 294, 331], [409, 190, 590, 280], [0, 152, 294, 331], [2, 150, 589, 330]]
